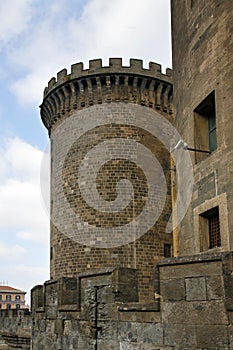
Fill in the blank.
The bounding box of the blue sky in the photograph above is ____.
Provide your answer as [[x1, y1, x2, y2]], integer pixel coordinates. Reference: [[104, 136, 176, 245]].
[[0, 0, 171, 304]]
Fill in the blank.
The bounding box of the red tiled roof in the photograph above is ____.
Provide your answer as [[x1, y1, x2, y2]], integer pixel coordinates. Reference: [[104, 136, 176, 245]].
[[0, 285, 26, 293]]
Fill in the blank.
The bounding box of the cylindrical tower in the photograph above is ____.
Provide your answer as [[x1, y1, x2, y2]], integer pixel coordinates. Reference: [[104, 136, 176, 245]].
[[171, 0, 233, 255], [40, 58, 173, 300]]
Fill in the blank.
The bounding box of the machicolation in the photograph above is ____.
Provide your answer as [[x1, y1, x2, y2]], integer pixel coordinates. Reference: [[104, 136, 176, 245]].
[[41, 58, 173, 133]]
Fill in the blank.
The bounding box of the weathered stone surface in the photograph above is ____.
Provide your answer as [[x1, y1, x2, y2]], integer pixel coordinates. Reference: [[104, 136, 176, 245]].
[[206, 275, 224, 300], [196, 325, 229, 349], [185, 277, 207, 301], [162, 300, 228, 325], [159, 260, 222, 280], [160, 278, 185, 301], [164, 324, 197, 348]]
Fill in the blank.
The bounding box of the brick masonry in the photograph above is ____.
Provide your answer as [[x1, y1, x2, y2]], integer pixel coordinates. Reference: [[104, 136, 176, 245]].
[[171, 0, 233, 255], [40, 59, 174, 301]]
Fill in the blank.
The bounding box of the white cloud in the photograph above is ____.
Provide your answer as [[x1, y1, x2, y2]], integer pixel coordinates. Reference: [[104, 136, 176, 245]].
[[0, 241, 26, 260], [0, 137, 43, 182], [6, 0, 171, 106], [15, 264, 48, 279], [0, 137, 49, 299], [0, 0, 33, 45], [0, 137, 49, 244]]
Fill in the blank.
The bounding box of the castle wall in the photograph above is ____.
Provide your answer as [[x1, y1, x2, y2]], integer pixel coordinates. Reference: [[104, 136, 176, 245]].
[[171, 0, 233, 255], [31, 253, 233, 349]]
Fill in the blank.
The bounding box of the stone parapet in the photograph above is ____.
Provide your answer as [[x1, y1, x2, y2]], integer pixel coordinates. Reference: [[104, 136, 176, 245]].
[[40, 58, 173, 133], [30, 253, 233, 349]]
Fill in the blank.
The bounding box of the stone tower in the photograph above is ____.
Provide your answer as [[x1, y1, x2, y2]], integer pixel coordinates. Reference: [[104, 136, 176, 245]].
[[40, 58, 173, 300], [171, 0, 233, 256]]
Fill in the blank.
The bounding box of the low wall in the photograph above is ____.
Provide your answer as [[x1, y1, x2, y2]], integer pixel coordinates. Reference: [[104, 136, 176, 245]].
[[31, 252, 233, 349], [0, 309, 31, 349], [1, 252, 232, 349]]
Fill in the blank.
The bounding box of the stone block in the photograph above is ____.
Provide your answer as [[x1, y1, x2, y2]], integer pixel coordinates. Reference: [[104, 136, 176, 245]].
[[78, 335, 96, 350], [159, 261, 221, 280], [97, 321, 118, 340], [185, 277, 207, 301], [160, 278, 185, 301], [31, 285, 44, 310], [137, 323, 163, 345], [113, 268, 138, 303], [58, 277, 77, 307], [119, 342, 141, 350], [196, 325, 229, 349], [206, 275, 224, 300], [162, 300, 228, 325], [98, 339, 119, 350], [97, 285, 114, 304], [118, 322, 138, 342], [117, 310, 161, 323], [164, 324, 197, 347], [54, 319, 63, 334]]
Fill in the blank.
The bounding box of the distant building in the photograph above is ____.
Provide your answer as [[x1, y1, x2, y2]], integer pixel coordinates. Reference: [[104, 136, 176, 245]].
[[0, 285, 26, 310]]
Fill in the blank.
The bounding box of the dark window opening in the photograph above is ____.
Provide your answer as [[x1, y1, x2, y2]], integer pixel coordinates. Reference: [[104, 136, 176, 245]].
[[164, 244, 172, 258], [208, 208, 221, 248], [194, 91, 217, 162], [201, 206, 221, 249]]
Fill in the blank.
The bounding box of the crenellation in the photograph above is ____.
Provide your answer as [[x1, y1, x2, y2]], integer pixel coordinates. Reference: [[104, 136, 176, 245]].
[[71, 62, 84, 75], [47, 77, 56, 92], [89, 58, 102, 71], [166, 68, 173, 77], [149, 61, 162, 73], [129, 58, 143, 70], [42, 58, 172, 100], [41, 59, 173, 133], [109, 57, 123, 68], [57, 68, 68, 84]]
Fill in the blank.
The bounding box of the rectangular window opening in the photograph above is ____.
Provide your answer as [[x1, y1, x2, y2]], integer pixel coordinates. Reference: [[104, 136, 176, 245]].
[[164, 243, 172, 258], [200, 206, 221, 250], [194, 91, 217, 163], [208, 208, 221, 249]]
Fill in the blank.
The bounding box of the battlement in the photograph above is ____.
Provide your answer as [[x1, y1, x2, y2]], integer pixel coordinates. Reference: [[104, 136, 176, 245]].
[[31, 268, 139, 314], [44, 58, 172, 96], [40, 58, 173, 132]]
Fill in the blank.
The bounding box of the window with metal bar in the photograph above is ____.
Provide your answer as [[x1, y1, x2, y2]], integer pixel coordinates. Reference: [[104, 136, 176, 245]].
[[208, 209, 221, 248]]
